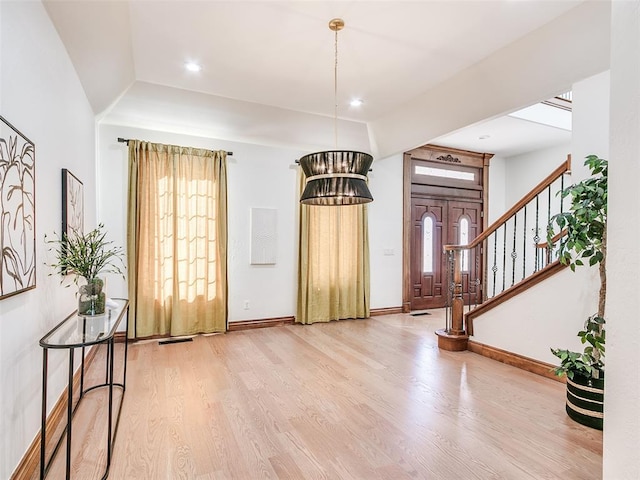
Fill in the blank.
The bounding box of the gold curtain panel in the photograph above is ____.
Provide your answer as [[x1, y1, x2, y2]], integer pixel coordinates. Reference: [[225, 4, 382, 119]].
[[127, 141, 228, 338]]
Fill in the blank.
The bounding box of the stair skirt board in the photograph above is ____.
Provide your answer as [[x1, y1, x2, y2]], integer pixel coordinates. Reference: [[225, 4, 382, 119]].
[[467, 340, 562, 382]]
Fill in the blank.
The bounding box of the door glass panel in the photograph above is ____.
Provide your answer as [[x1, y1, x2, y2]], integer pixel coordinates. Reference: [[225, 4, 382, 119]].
[[415, 165, 475, 181], [460, 217, 470, 271], [423, 216, 433, 273]]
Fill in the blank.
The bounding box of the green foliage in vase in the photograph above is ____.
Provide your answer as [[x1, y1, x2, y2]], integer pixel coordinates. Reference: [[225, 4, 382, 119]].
[[551, 314, 605, 380], [547, 155, 607, 380], [45, 223, 125, 283]]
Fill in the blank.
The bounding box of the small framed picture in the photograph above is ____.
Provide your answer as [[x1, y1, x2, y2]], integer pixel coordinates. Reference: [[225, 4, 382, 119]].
[[62, 169, 83, 238]]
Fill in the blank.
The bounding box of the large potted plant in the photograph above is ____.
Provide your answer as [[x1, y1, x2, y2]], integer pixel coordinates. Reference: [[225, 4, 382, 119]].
[[46, 224, 124, 315], [547, 154, 607, 430]]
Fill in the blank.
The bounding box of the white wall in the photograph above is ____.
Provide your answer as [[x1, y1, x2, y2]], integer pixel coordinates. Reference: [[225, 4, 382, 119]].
[[473, 267, 598, 363], [504, 143, 571, 207], [368, 154, 404, 309], [98, 125, 305, 322], [487, 155, 506, 224], [470, 71, 609, 365], [0, 2, 96, 478], [604, 1, 640, 477], [572, 70, 611, 178]]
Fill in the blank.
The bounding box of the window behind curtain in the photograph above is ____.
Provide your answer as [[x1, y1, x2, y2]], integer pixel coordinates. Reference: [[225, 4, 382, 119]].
[[127, 141, 227, 338]]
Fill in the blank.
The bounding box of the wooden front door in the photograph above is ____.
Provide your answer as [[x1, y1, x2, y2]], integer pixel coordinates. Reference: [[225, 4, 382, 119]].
[[403, 145, 492, 314], [410, 198, 482, 310]]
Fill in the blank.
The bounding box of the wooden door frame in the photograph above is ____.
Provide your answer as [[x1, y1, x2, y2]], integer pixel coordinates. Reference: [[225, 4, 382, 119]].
[[402, 144, 493, 313]]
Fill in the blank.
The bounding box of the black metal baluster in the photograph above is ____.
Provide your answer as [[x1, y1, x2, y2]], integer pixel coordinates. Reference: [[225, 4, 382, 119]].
[[466, 246, 473, 313], [475, 245, 481, 309], [557, 175, 566, 263], [502, 223, 507, 293], [491, 232, 498, 297], [560, 174, 565, 214], [469, 245, 473, 312], [522, 205, 527, 281], [548, 184, 552, 235], [511, 213, 517, 287], [534, 194, 540, 271]]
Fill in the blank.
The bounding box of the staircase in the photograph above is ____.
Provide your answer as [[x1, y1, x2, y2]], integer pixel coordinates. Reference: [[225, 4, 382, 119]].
[[436, 155, 572, 351]]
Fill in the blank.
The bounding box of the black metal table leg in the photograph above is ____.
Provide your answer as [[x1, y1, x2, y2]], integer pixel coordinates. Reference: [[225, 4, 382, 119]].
[[40, 348, 48, 480], [105, 340, 110, 384], [107, 339, 114, 467], [65, 349, 74, 479], [80, 345, 85, 398], [123, 315, 129, 390], [39, 300, 129, 479]]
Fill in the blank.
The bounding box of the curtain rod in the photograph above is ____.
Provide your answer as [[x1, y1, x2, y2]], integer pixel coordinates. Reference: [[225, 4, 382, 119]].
[[117, 137, 233, 156]]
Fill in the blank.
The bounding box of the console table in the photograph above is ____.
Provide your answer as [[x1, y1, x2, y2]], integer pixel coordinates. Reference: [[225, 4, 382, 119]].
[[39, 298, 129, 479]]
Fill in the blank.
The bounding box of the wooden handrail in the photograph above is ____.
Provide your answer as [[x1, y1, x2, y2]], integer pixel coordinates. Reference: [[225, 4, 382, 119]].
[[444, 155, 571, 251], [536, 229, 567, 249], [437, 155, 572, 352]]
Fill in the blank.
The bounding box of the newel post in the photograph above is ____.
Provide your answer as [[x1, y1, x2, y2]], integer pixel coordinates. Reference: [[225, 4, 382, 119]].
[[436, 246, 469, 351]]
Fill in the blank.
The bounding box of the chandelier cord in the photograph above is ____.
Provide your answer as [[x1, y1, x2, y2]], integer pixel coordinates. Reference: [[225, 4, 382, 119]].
[[334, 26, 339, 149]]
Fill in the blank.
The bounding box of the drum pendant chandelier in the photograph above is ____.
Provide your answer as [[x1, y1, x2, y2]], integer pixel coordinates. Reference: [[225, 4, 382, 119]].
[[299, 18, 374, 206]]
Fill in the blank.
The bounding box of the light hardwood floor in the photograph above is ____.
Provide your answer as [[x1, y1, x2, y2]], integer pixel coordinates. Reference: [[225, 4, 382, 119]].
[[41, 311, 603, 479]]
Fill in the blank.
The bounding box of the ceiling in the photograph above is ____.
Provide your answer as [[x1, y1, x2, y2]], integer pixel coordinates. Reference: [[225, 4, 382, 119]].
[[434, 105, 572, 157], [43, 0, 584, 156]]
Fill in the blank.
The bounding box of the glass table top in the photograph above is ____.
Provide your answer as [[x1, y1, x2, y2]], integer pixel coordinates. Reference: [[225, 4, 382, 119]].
[[40, 298, 129, 348]]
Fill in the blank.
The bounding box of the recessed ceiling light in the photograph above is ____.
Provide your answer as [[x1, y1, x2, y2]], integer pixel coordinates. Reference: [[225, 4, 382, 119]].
[[185, 62, 202, 73], [350, 99, 363, 107]]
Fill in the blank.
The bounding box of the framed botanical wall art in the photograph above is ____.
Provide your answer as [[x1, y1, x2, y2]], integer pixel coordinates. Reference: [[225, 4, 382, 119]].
[[62, 169, 83, 238], [0, 115, 36, 300]]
